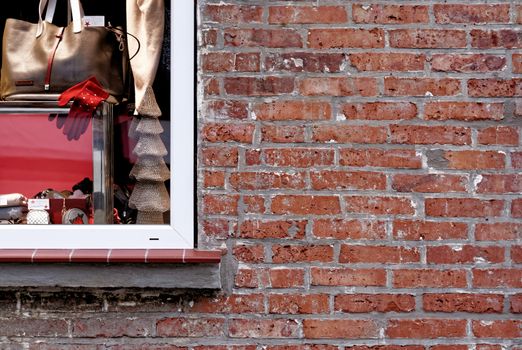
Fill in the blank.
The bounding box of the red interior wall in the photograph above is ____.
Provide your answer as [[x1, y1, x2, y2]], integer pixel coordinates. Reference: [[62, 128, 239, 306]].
[[0, 114, 93, 198]]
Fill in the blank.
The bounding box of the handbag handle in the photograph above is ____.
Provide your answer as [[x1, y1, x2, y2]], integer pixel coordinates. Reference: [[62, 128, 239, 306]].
[[36, 0, 83, 37]]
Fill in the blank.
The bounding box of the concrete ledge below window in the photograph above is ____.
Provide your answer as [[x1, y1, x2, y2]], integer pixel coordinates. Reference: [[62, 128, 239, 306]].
[[0, 250, 222, 288]]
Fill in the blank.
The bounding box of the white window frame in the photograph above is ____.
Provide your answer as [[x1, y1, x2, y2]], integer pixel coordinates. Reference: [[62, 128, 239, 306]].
[[0, 0, 195, 249]]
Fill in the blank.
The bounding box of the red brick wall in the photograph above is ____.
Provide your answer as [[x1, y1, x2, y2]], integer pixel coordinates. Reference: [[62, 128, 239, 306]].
[[0, 1, 520, 348], [198, 0, 521, 348]]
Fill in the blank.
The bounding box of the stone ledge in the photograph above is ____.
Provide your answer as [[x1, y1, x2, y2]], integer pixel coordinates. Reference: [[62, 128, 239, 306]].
[[0, 249, 222, 288], [0, 263, 221, 289]]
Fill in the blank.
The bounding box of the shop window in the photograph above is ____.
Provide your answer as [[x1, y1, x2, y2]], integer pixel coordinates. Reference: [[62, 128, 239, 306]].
[[0, 0, 195, 248]]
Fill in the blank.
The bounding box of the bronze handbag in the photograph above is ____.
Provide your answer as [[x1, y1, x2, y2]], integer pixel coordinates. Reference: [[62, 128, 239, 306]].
[[0, 0, 125, 100]]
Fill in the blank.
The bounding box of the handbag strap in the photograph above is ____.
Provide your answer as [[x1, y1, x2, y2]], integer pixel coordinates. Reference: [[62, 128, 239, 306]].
[[36, 0, 83, 37]]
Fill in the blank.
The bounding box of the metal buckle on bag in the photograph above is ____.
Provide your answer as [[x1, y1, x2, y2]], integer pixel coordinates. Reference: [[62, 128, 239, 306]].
[[44, 84, 50, 91]]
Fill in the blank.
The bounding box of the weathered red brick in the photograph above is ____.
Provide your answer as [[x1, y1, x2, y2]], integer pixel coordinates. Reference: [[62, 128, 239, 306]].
[[392, 174, 467, 193], [340, 149, 422, 169], [242, 195, 265, 214], [477, 126, 519, 145], [469, 79, 522, 98], [353, 4, 428, 24], [261, 125, 305, 143], [393, 220, 468, 241], [312, 125, 387, 144], [476, 174, 522, 193], [384, 77, 460, 96], [342, 102, 417, 120], [272, 244, 334, 263], [269, 268, 305, 288], [201, 29, 218, 47], [432, 344, 469, 350], [239, 220, 306, 239], [423, 293, 504, 313], [512, 245, 522, 264], [202, 123, 254, 143], [393, 269, 467, 288], [188, 294, 264, 314], [269, 294, 329, 314], [265, 52, 345, 73], [426, 198, 504, 218], [335, 294, 415, 313], [235, 53, 261, 72], [475, 223, 521, 241], [308, 29, 384, 49], [431, 54, 506, 72], [390, 125, 471, 145], [303, 319, 379, 339], [235, 268, 259, 288], [312, 219, 386, 240], [201, 147, 238, 167], [348, 346, 423, 350], [513, 198, 522, 218], [513, 152, 522, 169], [387, 319, 466, 338], [351, 53, 425, 71], [427, 150, 505, 170], [272, 195, 341, 215], [205, 5, 263, 24], [472, 320, 522, 338], [225, 29, 302, 48], [0, 318, 68, 337], [253, 101, 331, 121], [269, 6, 347, 24], [298, 77, 377, 97], [514, 54, 522, 73], [471, 30, 522, 49], [224, 77, 294, 96], [156, 318, 224, 337], [340, 245, 419, 263], [204, 171, 225, 188], [203, 77, 220, 96], [473, 269, 522, 288], [345, 196, 415, 215], [427, 245, 504, 264], [204, 100, 248, 120], [229, 319, 300, 338], [263, 148, 335, 167], [311, 171, 386, 190], [202, 219, 232, 239], [434, 4, 510, 23], [194, 347, 252, 350], [203, 194, 239, 215], [202, 52, 234, 72], [511, 294, 522, 313], [233, 244, 265, 263], [425, 102, 504, 121], [311, 267, 386, 286], [229, 172, 306, 190], [390, 29, 466, 48], [266, 346, 332, 350]]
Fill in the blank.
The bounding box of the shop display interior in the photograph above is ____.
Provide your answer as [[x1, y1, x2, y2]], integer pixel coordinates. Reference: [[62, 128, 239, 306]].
[[0, 0, 171, 225]]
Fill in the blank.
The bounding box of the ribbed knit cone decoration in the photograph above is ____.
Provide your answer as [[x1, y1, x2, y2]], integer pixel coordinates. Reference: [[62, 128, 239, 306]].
[[128, 115, 171, 224], [128, 92, 170, 224]]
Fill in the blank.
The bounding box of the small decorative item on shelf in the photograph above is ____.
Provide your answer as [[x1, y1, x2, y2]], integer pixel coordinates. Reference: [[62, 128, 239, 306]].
[[27, 209, 50, 225]]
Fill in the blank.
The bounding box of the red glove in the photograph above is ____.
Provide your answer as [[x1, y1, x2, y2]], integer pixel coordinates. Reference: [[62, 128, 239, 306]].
[[58, 77, 110, 141]]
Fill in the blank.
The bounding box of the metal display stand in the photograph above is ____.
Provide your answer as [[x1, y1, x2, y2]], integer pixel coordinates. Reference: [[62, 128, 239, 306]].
[[0, 101, 114, 224]]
